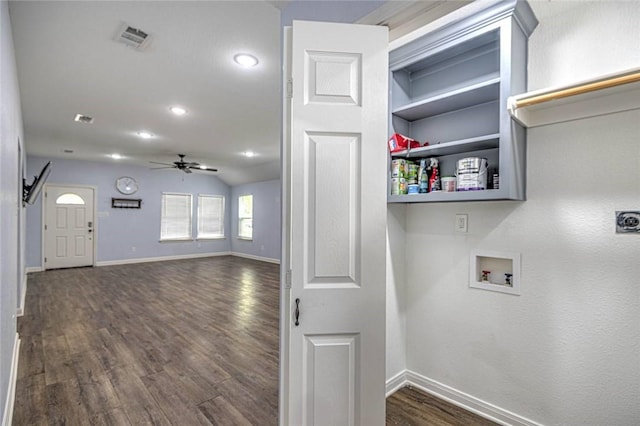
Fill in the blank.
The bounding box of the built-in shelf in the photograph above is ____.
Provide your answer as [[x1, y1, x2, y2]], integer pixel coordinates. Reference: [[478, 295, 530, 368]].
[[392, 77, 500, 121], [508, 67, 640, 128], [390, 133, 500, 158]]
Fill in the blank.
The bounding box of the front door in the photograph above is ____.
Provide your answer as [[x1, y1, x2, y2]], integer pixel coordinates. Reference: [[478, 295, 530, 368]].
[[44, 185, 95, 269], [282, 20, 388, 425]]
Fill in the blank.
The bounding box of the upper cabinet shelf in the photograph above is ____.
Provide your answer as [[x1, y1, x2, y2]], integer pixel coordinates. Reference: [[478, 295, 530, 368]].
[[392, 76, 500, 121], [387, 0, 538, 203], [508, 67, 640, 128]]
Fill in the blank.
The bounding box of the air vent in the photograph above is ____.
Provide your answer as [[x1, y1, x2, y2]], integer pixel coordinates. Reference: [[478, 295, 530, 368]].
[[116, 23, 151, 50], [62, 149, 74, 154], [74, 114, 94, 124]]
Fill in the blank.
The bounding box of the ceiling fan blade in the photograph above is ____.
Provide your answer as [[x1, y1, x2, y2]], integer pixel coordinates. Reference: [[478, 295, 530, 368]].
[[186, 165, 218, 172], [149, 161, 174, 166], [150, 166, 175, 170], [183, 168, 193, 174]]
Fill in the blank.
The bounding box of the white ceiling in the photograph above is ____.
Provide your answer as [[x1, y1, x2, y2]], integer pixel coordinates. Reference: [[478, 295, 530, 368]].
[[9, 1, 282, 186]]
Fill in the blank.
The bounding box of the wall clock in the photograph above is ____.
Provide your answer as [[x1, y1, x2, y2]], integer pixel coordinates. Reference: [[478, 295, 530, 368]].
[[116, 176, 138, 195]]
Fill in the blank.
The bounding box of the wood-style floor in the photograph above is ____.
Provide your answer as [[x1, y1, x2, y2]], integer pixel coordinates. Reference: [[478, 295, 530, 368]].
[[14, 256, 497, 425], [14, 256, 280, 425]]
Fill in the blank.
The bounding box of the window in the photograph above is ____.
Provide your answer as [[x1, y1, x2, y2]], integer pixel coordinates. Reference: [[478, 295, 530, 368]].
[[160, 193, 192, 240], [238, 194, 253, 240], [56, 193, 84, 205], [197, 195, 224, 239]]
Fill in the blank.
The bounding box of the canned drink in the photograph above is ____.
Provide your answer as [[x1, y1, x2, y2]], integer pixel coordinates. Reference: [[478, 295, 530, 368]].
[[390, 177, 407, 195], [391, 159, 407, 179]]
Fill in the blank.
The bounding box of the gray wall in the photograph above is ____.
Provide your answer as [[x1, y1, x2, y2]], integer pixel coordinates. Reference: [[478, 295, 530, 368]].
[[26, 156, 232, 268], [231, 179, 281, 262], [0, 1, 24, 421], [280, 0, 384, 26]]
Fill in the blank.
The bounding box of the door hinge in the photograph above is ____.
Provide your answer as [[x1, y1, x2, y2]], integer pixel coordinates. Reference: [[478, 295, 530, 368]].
[[285, 269, 292, 289], [44, 224, 47, 230], [286, 79, 293, 99], [44, 257, 47, 263]]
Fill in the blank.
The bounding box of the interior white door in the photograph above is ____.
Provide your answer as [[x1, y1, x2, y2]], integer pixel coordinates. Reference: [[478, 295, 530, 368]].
[[44, 185, 95, 269], [283, 20, 388, 426]]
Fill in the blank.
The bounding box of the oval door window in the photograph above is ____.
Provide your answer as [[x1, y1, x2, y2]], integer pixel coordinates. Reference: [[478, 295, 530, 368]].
[[56, 193, 85, 205]]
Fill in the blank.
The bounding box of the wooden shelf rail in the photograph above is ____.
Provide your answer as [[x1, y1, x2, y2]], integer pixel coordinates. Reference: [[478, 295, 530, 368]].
[[508, 67, 640, 128]]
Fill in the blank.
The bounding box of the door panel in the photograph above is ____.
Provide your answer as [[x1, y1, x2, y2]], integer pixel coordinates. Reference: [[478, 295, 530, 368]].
[[284, 20, 388, 426], [44, 185, 95, 269]]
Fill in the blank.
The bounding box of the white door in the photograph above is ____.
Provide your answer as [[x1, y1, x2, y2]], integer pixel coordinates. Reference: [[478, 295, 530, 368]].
[[44, 185, 95, 269], [282, 20, 388, 426]]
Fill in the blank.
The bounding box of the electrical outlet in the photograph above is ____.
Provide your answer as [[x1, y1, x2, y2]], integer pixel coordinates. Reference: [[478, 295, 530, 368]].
[[455, 214, 468, 233], [616, 211, 640, 233]]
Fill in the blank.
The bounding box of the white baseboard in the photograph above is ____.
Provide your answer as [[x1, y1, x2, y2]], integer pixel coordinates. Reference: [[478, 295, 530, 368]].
[[385, 369, 408, 397], [16, 275, 27, 317], [386, 369, 543, 426], [2, 334, 20, 426], [231, 252, 280, 264], [25, 266, 43, 273], [96, 251, 233, 267]]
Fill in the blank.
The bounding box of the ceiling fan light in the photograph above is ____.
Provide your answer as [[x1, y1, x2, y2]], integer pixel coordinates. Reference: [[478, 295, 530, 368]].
[[234, 53, 258, 68], [199, 165, 207, 169]]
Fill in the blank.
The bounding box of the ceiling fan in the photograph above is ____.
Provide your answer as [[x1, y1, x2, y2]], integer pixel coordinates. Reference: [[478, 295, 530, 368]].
[[150, 154, 217, 174]]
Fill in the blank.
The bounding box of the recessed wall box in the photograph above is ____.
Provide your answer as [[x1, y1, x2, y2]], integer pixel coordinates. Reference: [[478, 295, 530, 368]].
[[470, 250, 520, 295]]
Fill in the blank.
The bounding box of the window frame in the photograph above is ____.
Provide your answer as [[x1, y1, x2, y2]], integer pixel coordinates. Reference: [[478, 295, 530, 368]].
[[237, 194, 253, 240], [197, 194, 225, 240], [160, 192, 193, 242]]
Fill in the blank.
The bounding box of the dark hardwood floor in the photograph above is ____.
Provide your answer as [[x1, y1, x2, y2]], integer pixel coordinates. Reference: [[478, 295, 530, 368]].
[[14, 256, 280, 425], [14, 255, 497, 425], [386, 386, 498, 426]]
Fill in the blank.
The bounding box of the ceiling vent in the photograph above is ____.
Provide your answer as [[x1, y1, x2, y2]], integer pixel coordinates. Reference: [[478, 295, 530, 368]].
[[116, 23, 151, 50], [74, 114, 94, 124]]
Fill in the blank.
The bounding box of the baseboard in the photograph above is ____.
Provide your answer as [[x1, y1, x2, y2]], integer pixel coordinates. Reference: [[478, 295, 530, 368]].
[[16, 275, 27, 317], [25, 266, 43, 273], [404, 370, 543, 426], [231, 252, 280, 264], [2, 334, 20, 426], [96, 251, 233, 267], [385, 369, 408, 397]]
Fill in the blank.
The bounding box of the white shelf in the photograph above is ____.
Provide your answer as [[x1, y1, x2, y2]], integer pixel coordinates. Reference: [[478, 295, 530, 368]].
[[390, 133, 500, 159], [508, 67, 640, 128]]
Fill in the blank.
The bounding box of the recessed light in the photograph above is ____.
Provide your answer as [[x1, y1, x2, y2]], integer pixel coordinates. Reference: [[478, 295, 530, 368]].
[[137, 131, 153, 139], [111, 153, 122, 160], [234, 53, 258, 68], [244, 151, 255, 158], [170, 106, 187, 116]]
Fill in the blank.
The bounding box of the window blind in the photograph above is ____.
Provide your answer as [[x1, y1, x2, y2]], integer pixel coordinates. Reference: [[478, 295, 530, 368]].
[[160, 193, 192, 240]]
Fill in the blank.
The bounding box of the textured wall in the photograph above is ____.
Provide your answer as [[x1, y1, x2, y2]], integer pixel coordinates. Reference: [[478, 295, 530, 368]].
[[0, 1, 23, 421], [395, 2, 640, 425], [230, 179, 281, 262], [25, 156, 232, 267]]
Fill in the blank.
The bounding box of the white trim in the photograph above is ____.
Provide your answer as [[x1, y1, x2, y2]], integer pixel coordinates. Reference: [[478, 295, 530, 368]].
[[401, 370, 544, 426], [96, 251, 232, 267], [385, 369, 408, 397], [25, 266, 43, 273], [17, 274, 27, 317], [231, 252, 280, 264], [2, 334, 20, 426]]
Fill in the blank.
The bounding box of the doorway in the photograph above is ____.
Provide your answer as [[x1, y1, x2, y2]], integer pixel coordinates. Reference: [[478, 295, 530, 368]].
[[43, 184, 95, 269]]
